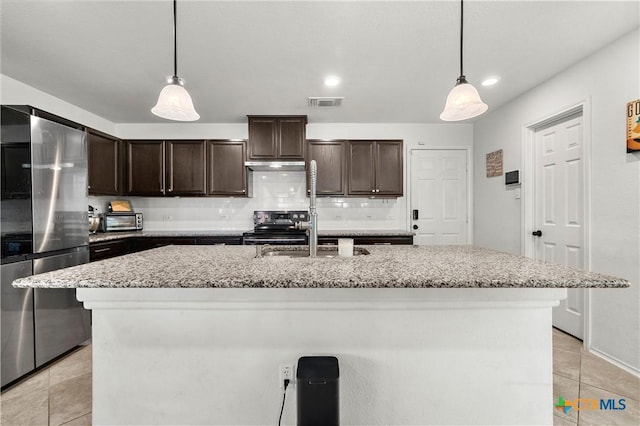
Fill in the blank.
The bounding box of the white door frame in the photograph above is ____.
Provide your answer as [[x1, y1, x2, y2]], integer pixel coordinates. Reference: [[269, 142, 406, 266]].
[[521, 98, 592, 347], [408, 146, 473, 244]]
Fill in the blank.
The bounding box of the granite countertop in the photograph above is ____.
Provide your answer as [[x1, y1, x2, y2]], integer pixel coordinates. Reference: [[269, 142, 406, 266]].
[[14, 245, 629, 289]]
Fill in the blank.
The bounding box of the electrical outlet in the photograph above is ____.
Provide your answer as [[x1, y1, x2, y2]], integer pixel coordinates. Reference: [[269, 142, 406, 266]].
[[279, 364, 294, 389]]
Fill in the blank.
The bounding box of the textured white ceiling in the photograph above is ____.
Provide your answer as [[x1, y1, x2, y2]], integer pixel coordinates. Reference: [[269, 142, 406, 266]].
[[1, 0, 639, 124]]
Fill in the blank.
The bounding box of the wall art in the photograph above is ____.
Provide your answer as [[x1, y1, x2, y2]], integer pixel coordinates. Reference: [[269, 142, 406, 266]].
[[628, 99, 640, 152], [486, 149, 503, 177]]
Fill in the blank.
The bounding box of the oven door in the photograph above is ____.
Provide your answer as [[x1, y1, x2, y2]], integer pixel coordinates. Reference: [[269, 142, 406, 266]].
[[242, 235, 307, 245]]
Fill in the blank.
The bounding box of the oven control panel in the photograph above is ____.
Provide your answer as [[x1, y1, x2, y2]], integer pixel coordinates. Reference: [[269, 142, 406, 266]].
[[253, 210, 309, 225]]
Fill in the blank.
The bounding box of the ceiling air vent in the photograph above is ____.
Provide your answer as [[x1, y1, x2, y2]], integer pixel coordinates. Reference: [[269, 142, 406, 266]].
[[308, 97, 344, 107]]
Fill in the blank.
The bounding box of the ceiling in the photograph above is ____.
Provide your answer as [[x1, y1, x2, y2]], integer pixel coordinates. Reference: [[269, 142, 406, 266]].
[[1, 1, 638, 124]]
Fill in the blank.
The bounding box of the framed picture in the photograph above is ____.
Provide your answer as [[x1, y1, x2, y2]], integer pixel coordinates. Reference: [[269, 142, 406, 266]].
[[627, 99, 640, 152], [486, 149, 503, 177]]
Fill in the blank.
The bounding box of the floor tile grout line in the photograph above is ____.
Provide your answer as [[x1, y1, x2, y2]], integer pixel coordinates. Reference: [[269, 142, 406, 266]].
[[48, 364, 52, 426], [59, 411, 91, 426], [577, 344, 582, 426], [578, 378, 640, 403]]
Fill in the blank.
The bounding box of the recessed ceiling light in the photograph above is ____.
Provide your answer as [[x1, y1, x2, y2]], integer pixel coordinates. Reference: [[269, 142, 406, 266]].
[[324, 76, 341, 87], [481, 77, 500, 87]]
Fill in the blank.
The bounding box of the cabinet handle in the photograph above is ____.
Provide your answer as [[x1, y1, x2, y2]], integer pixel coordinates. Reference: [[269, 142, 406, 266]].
[[374, 242, 391, 245], [242, 189, 246, 193], [371, 189, 375, 193], [87, 185, 91, 189], [94, 247, 111, 253]]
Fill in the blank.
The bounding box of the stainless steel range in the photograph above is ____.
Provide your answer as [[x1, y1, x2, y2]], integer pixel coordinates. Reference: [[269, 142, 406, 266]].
[[242, 210, 309, 245]]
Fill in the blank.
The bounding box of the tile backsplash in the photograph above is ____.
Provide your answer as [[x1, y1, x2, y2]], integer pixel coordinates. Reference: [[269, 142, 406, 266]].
[[89, 171, 407, 232]]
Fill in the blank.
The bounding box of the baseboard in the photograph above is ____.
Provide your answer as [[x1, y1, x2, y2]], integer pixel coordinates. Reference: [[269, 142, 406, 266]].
[[587, 346, 640, 377]]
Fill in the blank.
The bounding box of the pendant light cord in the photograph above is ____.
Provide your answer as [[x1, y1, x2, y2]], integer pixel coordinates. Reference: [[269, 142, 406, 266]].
[[173, 0, 178, 78], [459, 0, 464, 77]]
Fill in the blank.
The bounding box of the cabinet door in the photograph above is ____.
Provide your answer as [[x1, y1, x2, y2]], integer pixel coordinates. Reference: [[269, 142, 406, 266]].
[[196, 236, 243, 245], [248, 117, 277, 160], [88, 131, 120, 195], [125, 140, 164, 196], [375, 141, 403, 196], [207, 140, 247, 196], [132, 237, 197, 252], [166, 140, 206, 196], [307, 141, 345, 195], [278, 117, 306, 159], [90, 239, 130, 261], [347, 141, 376, 195], [353, 236, 413, 245]]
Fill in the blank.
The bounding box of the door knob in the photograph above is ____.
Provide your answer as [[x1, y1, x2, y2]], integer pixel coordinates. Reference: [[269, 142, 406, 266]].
[[532, 230, 542, 237], [412, 224, 419, 230]]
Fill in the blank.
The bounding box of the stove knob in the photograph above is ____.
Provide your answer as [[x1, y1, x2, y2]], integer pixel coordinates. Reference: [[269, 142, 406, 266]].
[[293, 214, 298, 219]]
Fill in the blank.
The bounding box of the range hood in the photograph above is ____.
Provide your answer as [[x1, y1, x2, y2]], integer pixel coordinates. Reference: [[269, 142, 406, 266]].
[[245, 161, 306, 172]]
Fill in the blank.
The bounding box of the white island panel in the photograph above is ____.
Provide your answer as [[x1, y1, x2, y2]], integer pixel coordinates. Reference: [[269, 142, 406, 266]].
[[79, 288, 565, 425]]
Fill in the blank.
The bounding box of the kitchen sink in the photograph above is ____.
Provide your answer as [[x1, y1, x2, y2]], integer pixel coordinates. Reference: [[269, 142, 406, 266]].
[[257, 245, 370, 258]]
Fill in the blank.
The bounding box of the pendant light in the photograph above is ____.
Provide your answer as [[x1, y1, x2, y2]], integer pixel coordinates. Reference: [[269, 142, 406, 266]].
[[440, 0, 488, 121], [151, 0, 200, 121]]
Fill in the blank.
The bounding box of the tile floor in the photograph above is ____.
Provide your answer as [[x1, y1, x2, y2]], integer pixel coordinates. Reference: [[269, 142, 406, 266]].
[[0, 345, 92, 426], [0, 330, 638, 425], [552, 329, 640, 426]]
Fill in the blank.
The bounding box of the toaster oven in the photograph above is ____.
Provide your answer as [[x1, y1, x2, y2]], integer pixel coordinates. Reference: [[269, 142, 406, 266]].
[[102, 213, 143, 232]]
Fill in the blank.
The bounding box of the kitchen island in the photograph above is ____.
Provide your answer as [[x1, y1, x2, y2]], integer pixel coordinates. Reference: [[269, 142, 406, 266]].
[[14, 245, 628, 425]]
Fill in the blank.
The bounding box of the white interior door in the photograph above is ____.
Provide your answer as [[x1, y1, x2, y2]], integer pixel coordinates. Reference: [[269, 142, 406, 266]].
[[534, 114, 585, 339], [410, 149, 468, 245]]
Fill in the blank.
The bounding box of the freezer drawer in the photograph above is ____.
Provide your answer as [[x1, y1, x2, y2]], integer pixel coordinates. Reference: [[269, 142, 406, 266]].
[[1, 260, 34, 387], [33, 249, 91, 367]]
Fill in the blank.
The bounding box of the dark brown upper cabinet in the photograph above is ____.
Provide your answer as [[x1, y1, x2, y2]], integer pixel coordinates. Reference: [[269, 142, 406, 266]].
[[306, 140, 346, 196], [247, 115, 307, 160], [88, 130, 121, 196], [124, 140, 206, 196], [165, 140, 206, 196], [207, 140, 248, 196], [347, 140, 403, 197], [125, 140, 164, 196]]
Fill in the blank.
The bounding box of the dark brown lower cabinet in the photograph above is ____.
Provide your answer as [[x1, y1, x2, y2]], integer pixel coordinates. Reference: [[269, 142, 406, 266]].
[[132, 237, 198, 252], [196, 236, 243, 245], [89, 240, 131, 261], [318, 235, 413, 245], [91, 236, 242, 257]]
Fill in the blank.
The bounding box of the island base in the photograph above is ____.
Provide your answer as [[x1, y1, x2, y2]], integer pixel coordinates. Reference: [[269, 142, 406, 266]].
[[77, 288, 566, 425]]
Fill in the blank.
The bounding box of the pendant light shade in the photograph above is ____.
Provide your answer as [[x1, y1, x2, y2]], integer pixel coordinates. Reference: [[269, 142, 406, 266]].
[[151, 0, 200, 122], [152, 77, 200, 122], [440, 76, 488, 121], [440, 0, 487, 122]]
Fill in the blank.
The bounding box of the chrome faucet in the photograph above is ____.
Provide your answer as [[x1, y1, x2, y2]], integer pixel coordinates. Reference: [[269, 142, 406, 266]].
[[295, 160, 318, 257], [308, 159, 318, 257]]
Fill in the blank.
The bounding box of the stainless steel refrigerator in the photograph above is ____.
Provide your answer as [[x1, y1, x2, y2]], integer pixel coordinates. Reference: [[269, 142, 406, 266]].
[[1, 105, 91, 388]]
